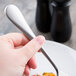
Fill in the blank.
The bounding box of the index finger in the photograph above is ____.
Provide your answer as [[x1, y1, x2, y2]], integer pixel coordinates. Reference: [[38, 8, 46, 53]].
[[1, 33, 29, 47]]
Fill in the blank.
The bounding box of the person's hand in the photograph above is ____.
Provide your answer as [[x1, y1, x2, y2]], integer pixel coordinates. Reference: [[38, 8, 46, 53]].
[[0, 33, 45, 76]]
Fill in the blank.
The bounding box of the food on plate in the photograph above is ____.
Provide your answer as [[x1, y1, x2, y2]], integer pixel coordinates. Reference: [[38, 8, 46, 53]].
[[42, 72, 55, 76], [32, 74, 41, 76], [32, 72, 55, 76]]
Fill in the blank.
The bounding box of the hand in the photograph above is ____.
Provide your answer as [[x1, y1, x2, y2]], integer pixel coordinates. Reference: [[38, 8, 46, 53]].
[[0, 33, 45, 76]]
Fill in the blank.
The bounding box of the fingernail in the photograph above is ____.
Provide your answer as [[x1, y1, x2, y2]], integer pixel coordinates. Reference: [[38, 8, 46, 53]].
[[36, 36, 45, 45]]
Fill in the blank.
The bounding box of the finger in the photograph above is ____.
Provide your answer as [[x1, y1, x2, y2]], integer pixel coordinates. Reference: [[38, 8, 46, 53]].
[[27, 56, 37, 69], [24, 65, 30, 76], [1, 33, 29, 47], [18, 36, 45, 63]]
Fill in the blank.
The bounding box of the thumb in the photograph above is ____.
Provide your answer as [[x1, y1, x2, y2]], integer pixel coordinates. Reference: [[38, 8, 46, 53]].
[[18, 36, 45, 62]]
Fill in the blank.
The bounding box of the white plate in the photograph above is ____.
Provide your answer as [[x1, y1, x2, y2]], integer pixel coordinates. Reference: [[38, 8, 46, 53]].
[[30, 40, 76, 76]]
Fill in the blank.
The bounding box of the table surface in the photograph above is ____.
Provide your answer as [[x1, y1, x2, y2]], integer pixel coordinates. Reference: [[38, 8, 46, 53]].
[[0, 0, 76, 50]]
